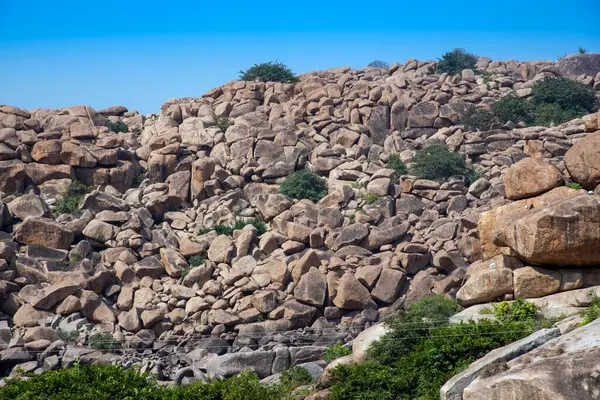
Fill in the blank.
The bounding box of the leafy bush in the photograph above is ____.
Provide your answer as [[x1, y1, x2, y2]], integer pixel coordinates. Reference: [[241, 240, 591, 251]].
[[386, 154, 408, 176], [239, 61, 299, 83], [280, 366, 313, 389], [490, 77, 599, 127], [491, 93, 534, 125], [567, 182, 583, 190], [367, 60, 389, 68], [459, 106, 497, 131], [369, 295, 461, 365], [57, 328, 79, 344], [580, 297, 600, 326], [107, 120, 129, 133], [579, 46, 587, 54], [494, 298, 540, 322], [0, 365, 289, 400], [533, 102, 581, 126], [88, 332, 119, 352], [188, 255, 205, 267], [280, 170, 328, 202], [215, 115, 234, 133], [132, 172, 147, 188], [0, 364, 161, 400], [530, 77, 598, 119], [410, 145, 477, 184], [199, 217, 268, 237], [363, 192, 379, 205], [54, 181, 91, 216], [330, 295, 541, 400], [436, 48, 478, 75], [233, 217, 267, 235], [323, 341, 352, 363]]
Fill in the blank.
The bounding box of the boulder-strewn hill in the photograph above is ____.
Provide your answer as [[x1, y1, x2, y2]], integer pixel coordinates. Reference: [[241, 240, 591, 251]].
[[0, 52, 600, 394]]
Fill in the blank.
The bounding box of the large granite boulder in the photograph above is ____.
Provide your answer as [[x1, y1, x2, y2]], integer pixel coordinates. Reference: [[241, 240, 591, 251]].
[[503, 157, 563, 200], [494, 195, 600, 266], [564, 131, 600, 190]]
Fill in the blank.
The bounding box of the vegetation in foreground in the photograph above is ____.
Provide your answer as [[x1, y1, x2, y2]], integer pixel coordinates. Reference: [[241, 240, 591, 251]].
[[0, 297, 553, 400], [327, 296, 545, 400], [0, 365, 307, 400]]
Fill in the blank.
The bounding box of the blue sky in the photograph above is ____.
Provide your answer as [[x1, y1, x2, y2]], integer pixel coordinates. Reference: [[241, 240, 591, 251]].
[[1, 0, 599, 114]]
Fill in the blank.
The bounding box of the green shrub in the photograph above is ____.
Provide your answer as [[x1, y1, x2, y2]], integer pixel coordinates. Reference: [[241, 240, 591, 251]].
[[459, 106, 497, 131], [199, 217, 268, 237], [188, 255, 205, 267], [491, 93, 534, 125], [233, 217, 268, 235], [580, 297, 600, 326], [369, 295, 461, 365], [57, 328, 79, 344], [411, 145, 477, 184], [494, 298, 540, 322], [531, 77, 598, 118], [215, 115, 234, 133], [88, 332, 119, 352], [107, 120, 128, 133], [280, 170, 328, 202], [386, 154, 408, 176], [132, 172, 147, 188], [54, 181, 91, 216], [436, 48, 478, 75], [367, 60, 389, 68], [323, 341, 352, 363], [279, 366, 313, 389], [0, 365, 289, 400], [363, 192, 379, 205], [533, 102, 582, 126], [0, 364, 162, 400], [239, 61, 299, 83], [330, 295, 541, 400], [579, 46, 587, 54], [567, 182, 583, 190]]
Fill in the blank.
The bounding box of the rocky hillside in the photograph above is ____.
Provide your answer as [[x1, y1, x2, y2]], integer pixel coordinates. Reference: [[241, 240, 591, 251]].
[[0, 51, 600, 392]]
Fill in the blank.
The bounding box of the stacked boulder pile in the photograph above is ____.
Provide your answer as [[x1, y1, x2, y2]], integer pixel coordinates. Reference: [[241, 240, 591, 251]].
[[0, 53, 599, 383]]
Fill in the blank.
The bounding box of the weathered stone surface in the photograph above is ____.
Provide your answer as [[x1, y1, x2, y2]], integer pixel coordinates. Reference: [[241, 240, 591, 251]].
[[29, 283, 81, 310], [0, 159, 26, 194], [564, 130, 600, 189], [494, 195, 600, 266], [207, 235, 234, 263], [15, 217, 74, 249], [513, 267, 561, 298], [478, 187, 580, 259], [456, 268, 513, 307], [8, 195, 52, 220], [333, 273, 377, 310], [503, 157, 563, 200], [206, 350, 275, 379], [462, 318, 600, 400], [441, 328, 561, 400], [371, 268, 405, 304], [160, 248, 188, 278], [294, 268, 327, 307]]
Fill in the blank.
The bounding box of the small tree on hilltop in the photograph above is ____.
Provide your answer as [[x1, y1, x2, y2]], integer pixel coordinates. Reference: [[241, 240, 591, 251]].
[[368, 60, 390, 69], [436, 48, 478, 75], [239, 61, 299, 83]]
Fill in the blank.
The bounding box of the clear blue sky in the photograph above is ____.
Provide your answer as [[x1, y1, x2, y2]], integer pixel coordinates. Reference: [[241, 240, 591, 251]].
[[1, 0, 599, 114]]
